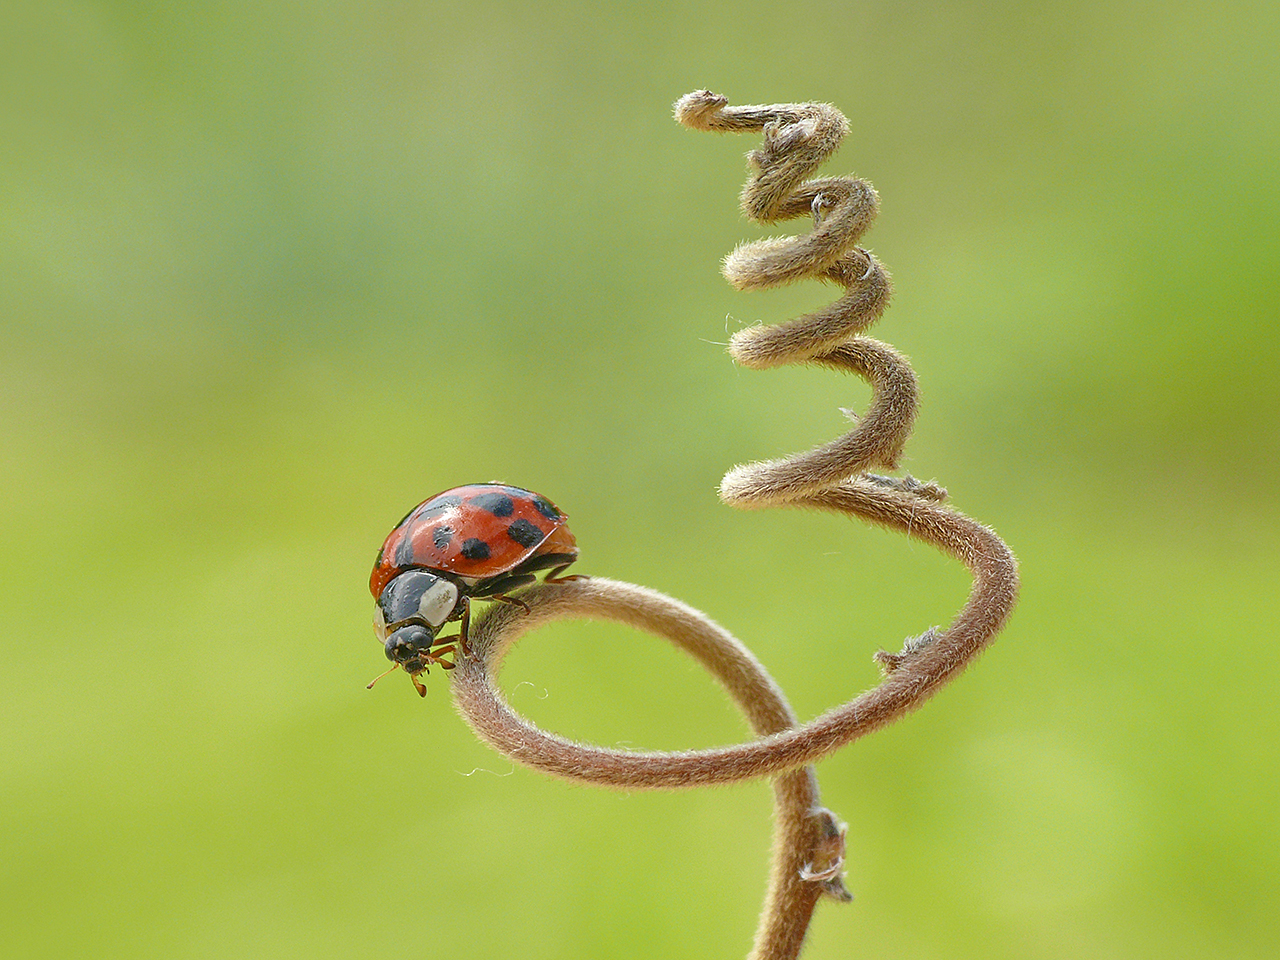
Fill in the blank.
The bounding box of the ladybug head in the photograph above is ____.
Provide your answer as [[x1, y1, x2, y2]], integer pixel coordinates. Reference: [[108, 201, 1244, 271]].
[[369, 570, 461, 696], [383, 623, 436, 670]]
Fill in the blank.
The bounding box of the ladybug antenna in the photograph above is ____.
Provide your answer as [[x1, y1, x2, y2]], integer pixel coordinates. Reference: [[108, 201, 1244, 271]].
[[366, 664, 399, 690]]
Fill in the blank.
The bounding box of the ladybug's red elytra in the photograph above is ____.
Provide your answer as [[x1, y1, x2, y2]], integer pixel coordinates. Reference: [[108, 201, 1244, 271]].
[[369, 483, 579, 696]]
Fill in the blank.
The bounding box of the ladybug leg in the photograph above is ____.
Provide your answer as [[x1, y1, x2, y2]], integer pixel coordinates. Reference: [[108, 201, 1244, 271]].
[[491, 593, 532, 614], [470, 572, 536, 615], [426, 644, 458, 670], [474, 572, 537, 597], [457, 598, 472, 657], [544, 563, 585, 584]]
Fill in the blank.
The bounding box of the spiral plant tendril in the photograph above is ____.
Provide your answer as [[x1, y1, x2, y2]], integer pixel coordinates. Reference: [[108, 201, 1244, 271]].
[[444, 92, 1019, 960]]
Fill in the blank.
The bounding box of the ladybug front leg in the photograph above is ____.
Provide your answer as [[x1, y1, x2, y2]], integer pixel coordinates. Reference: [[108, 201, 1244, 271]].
[[456, 598, 472, 657], [425, 644, 458, 670]]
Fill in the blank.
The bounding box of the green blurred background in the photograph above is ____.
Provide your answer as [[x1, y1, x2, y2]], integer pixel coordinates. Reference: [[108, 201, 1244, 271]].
[[3, 1, 1277, 958]]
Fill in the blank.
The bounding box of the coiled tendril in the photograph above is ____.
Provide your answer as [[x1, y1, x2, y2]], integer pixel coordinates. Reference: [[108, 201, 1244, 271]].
[[446, 92, 1019, 960], [677, 90, 941, 509]]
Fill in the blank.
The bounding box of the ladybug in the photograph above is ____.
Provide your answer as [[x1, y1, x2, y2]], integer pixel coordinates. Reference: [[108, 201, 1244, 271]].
[[368, 483, 579, 696]]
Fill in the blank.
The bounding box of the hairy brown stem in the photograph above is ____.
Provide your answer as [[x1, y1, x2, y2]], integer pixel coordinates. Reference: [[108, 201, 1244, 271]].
[[444, 92, 1018, 960]]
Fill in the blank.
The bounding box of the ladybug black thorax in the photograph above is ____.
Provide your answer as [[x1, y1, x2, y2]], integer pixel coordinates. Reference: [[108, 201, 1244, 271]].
[[377, 569, 461, 630]]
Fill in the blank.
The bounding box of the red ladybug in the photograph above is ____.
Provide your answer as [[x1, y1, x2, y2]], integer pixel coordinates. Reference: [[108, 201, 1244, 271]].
[[368, 483, 579, 696]]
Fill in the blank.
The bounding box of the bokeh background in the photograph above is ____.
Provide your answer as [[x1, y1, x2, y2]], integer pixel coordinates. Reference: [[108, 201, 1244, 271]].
[[3, 2, 1277, 958]]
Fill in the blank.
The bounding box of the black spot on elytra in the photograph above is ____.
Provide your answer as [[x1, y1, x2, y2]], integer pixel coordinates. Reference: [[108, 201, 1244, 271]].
[[531, 496, 561, 521], [417, 494, 464, 519], [393, 535, 417, 568], [432, 525, 452, 550], [470, 492, 515, 517], [506, 518, 544, 548], [460, 538, 491, 561]]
